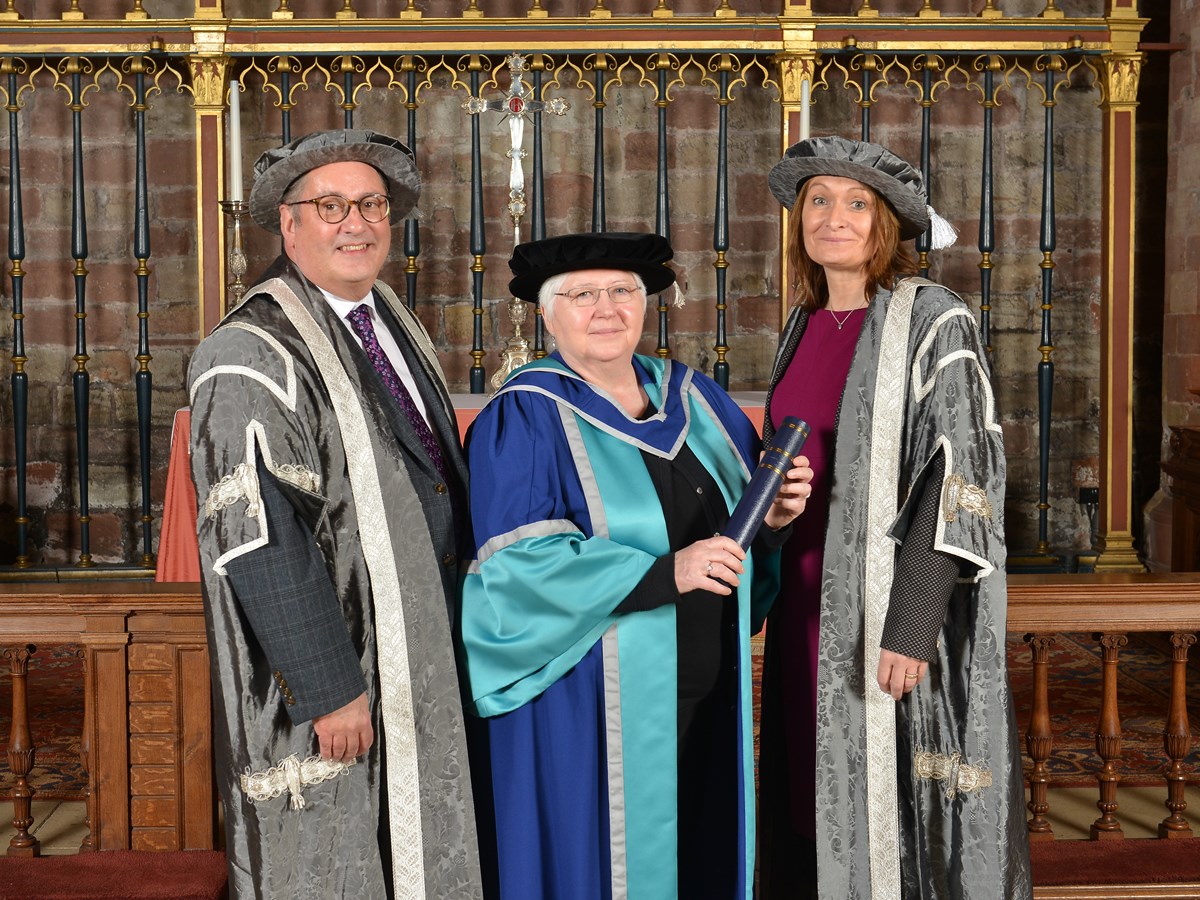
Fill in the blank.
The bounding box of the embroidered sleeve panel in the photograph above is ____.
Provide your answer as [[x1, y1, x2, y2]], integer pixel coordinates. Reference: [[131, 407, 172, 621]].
[[913, 749, 993, 800], [190, 315, 332, 577], [896, 288, 1006, 580], [205, 463, 262, 520], [941, 472, 994, 523]]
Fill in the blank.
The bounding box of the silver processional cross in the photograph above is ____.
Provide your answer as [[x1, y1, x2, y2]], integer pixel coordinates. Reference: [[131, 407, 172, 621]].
[[463, 53, 570, 390]]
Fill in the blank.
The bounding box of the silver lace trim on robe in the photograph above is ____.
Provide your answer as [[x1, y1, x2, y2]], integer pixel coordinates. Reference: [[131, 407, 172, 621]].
[[240, 753, 354, 810]]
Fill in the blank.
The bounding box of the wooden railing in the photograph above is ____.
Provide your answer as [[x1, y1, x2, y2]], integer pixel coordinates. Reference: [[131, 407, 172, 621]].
[[1, 574, 1196, 862], [1008, 573, 1200, 844]]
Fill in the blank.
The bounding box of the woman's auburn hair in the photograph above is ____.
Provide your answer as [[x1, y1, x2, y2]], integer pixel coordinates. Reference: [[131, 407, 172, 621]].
[[785, 179, 919, 312]]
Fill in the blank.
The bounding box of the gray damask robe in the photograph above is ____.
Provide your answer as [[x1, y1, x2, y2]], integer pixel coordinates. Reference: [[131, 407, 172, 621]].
[[771, 278, 1031, 899], [189, 257, 484, 900]]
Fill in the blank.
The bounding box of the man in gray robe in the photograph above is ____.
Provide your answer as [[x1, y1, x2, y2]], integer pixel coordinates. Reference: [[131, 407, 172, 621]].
[[188, 129, 485, 900]]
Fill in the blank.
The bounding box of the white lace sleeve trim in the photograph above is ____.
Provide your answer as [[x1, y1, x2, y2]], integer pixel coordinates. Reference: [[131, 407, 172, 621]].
[[204, 463, 261, 520]]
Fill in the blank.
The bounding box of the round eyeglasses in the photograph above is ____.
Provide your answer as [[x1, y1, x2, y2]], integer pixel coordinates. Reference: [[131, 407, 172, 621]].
[[290, 193, 391, 225], [553, 283, 643, 307]]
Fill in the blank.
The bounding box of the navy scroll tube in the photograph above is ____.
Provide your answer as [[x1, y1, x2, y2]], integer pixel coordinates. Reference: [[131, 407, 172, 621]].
[[722, 416, 810, 550]]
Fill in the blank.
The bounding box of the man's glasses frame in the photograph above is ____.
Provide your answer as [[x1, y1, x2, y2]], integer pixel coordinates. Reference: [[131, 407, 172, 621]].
[[289, 193, 391, 225]]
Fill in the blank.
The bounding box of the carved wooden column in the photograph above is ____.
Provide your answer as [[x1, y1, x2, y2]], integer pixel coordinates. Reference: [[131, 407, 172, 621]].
[[4, 644, 39, 857], [1023, 633, 1056, 840], [1091, 631, 1127, 839], [1093, 5, 1148, 572], [82, 626, 132, 850], [77, 646, 94, 852], [776, 0, 816, 320], [1159, 631, 1196, 838]]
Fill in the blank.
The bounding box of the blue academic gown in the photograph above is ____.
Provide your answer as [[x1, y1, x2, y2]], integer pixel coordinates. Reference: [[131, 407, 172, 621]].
[[460, 353, 779, 900]]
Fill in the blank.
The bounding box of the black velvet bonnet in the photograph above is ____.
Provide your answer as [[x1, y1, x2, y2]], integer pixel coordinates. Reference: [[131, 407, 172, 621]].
[[508, 232, 676, 303], [768, 136, 931, 241]]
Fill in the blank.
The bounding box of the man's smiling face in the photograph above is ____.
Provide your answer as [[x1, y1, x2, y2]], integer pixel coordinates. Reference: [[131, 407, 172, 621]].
[[280, 160, 392, 301]]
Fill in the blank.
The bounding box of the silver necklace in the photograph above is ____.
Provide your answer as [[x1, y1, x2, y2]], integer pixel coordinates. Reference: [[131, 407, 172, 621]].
[[827, 304, 862, 330]]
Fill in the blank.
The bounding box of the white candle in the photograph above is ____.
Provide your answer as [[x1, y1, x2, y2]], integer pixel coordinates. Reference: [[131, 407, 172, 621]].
[[228, 80, 243, 202], [799, 77, 811, 141]]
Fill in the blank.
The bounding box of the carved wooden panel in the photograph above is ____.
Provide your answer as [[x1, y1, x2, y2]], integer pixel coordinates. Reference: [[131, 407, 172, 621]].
[[0, 584, 215, 852]]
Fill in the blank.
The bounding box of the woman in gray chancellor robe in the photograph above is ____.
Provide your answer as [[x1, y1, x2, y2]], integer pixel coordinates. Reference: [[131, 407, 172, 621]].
[[756, 135, 1032, 900]]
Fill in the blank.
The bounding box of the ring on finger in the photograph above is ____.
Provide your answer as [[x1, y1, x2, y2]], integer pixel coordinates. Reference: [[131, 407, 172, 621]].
[[705, 563, 713, 573], [904, 672, 918, 680]]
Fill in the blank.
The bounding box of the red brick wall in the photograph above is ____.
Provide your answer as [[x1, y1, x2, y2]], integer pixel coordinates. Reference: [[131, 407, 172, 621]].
[[0, 16, 1162, 567]]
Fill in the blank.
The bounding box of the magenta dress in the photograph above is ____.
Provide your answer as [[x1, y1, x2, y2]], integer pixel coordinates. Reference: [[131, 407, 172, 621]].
[[767, 305, 866, 837]]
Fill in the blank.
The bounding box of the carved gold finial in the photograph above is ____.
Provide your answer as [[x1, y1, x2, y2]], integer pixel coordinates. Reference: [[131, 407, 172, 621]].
[[189, 57, 229, 109], [1099, 53, 1142, 106]]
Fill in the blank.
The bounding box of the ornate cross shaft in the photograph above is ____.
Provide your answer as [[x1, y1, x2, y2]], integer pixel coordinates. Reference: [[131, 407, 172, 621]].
[[463, 52, 569, 389]]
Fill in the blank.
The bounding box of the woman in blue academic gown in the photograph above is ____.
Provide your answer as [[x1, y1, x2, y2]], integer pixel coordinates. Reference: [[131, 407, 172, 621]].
[[458, 232, 812, 900]]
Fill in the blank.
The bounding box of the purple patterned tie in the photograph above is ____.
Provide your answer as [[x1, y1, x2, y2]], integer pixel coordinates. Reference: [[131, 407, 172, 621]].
[[347, 304, 447, 479]]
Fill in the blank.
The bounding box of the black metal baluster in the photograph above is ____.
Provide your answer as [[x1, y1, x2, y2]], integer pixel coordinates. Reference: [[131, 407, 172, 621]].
[[530, 55, 547, 357], [591, 55, 608, 234], [280, 62, 294, 144], [859, 57, 875, 141], [1036, 60, 1060, 555], [712, 55, 731, 390], [4, 59, 29, 568], [131, 56, 154, 567], [402, 56, 420, 311], [978, 56, 999, 357], [66, 58, 93, 567], [468, 57, 486, 393], [917, 61, 934, 277], [654, 56, 672, 359], [340, 56, 355, 128]]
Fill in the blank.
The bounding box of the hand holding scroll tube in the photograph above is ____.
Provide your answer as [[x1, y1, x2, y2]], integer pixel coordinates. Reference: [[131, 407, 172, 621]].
[[672, 417, 812, 596], [723, 416, 812, 549]]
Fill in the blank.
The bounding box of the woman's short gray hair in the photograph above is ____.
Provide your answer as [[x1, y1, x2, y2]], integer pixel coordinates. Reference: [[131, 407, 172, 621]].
[[538, 270, 648, 320]]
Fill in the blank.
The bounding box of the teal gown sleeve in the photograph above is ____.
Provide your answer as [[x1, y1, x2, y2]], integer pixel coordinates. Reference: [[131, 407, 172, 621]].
[[460, 389, 660, 717]]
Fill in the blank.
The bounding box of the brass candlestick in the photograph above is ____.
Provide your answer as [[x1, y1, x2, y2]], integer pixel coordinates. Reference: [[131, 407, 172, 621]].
[[490, 296, 532, 392], [220, 199, 250, 311]]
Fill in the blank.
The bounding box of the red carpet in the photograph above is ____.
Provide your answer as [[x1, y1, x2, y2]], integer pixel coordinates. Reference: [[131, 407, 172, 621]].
[[0, 844, 1194, 896], [0, 850, 227, 899], [1030, 837, 1200, 887]]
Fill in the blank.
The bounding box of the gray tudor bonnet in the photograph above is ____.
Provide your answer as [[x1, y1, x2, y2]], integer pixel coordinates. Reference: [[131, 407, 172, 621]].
[[249, 129, 421, 234], [768, 135, 956, 248]]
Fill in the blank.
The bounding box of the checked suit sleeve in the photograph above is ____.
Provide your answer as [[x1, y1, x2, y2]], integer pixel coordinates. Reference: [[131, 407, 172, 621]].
[[224, 457, 368, 725]]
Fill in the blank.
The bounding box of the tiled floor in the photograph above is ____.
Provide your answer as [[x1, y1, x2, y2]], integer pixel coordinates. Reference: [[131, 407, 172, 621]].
[[1030, 784, 1200, 840], [0, 800, 88, 855]]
